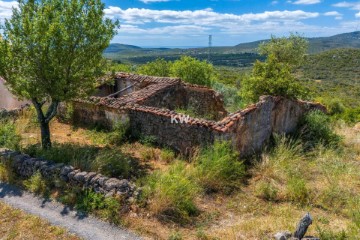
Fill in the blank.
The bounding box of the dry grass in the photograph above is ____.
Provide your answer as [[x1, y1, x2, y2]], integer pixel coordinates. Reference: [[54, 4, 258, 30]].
[[0, 201, 81, 240]]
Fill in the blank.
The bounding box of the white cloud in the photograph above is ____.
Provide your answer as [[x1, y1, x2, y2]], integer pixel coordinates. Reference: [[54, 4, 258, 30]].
[[139, 0, 170, 4], [324, 11, 343, 20], [0, 0, 18, 21], [333, 1, 360, 10], [291, 0, 321, 5], [105, 7, 319, 26], [356, 11, 360, 17]]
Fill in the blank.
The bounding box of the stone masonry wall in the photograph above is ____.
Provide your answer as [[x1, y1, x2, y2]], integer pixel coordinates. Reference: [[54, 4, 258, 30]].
[[0, 148, 138, 201], [183, 83, 228, 120], [70, 101, 129, 129], [127, 105, 215, 155], [62, 96, 325, 158]]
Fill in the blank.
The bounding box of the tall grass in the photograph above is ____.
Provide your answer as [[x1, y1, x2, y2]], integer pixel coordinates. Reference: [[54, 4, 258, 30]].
[[142, 161, 200, 223], [193, 141, 245, 193]]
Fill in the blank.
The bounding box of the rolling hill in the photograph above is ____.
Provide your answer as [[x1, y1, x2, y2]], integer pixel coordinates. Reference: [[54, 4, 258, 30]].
[[104, 31, 360, 67]]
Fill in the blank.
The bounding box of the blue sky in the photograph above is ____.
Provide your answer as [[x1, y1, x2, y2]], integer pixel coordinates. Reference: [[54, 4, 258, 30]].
[[1, 0, 360, 46]]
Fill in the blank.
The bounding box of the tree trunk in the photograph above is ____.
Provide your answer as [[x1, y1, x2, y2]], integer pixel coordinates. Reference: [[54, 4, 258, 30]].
[[32, 99, 59, 149], [40, 120, 51, 149]]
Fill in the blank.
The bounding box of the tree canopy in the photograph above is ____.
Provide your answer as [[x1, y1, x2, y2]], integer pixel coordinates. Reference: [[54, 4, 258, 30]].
[[241, 33, 309, 102], [170, 56, 215, 86], [0, 0, 118, 148]]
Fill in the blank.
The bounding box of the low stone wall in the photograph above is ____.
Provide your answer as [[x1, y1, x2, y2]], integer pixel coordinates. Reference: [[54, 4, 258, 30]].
[[0, 104, 30, 119], [0, 148, 138, 201]]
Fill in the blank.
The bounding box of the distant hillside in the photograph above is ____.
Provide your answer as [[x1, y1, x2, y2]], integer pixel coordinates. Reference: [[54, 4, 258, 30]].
[[299, 48, 360, 107], [104, 31, 360, 67], [234, 31, 360, 53], [104, 44, 142, 53]]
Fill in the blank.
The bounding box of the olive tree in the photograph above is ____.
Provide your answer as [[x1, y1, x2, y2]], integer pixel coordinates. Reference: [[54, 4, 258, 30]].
[[0, 0, 118, 148]]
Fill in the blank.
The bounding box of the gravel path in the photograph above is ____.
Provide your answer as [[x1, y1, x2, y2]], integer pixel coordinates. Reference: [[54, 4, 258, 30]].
[[0, 181, 142, 240]]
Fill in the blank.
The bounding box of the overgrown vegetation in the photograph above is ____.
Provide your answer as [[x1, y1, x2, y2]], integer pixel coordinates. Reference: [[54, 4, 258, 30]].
[[0, 119, 21, 150], [193, 141, 245, 193]]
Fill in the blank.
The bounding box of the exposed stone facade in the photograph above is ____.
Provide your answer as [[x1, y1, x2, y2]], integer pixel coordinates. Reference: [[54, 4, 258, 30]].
[[0, 148, 138, 201], [62, 73, 326, 157]]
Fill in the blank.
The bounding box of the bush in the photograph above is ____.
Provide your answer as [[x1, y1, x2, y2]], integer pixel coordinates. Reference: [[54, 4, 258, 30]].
[[285, 176, 309, 204], [298, 110, 341, 148], [139, 135, 157, 146], [212, 81, 244, 112], [316, 226, 347, 240], [92, 150, 132, 179], [240, 55, 308, 103], [137, 58, 171, 77], [170, 56, 215, 86], [23, 171, 47, 195], [0, 120, 21, 150], [194, 141, 245, 193], [75, 189, 121, 223], [255, 180, 278, 201], [143, 161, 200, 223], [108, 121, 130, 145]]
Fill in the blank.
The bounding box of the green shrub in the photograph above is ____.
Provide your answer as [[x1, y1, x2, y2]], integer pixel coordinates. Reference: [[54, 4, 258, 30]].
[[285, 176, 309, 204], [108, 121, 130, 145], [170, 56, 215, 86], [342, 107, 360, 123], [139, 135, 157, 146], [0, 120, 21, 150], [137, 58, 171, 77], [298, 110, 341, 148], [212, 81, 244, 112], [255, 180, 278, 201], [23, 171, 47, 195], [316, 226, 347, 240], [92, 150, 132, 179], [143, 161, 200, 223], [75, 189, 121, 223], [168, 231, 183, 240], [194, 141, 245, 193], [326, 98, 346, 115]]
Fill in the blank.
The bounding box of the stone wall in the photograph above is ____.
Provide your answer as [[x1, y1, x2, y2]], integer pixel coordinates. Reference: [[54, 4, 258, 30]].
[[127, 105, 215, 155], [0, 148, 138, 201], [214, 96, 327, 156], [70, 101, 129, 129], [62, 96, 325, 158], [183, 84, 228, 120], [0, 104, 30, 119]]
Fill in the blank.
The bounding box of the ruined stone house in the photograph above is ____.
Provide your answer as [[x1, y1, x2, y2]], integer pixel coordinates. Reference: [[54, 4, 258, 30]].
[[61, 72, 325, 157]]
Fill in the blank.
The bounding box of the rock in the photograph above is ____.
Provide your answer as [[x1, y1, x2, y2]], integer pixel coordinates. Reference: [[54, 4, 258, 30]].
[[60, 165, 74, 176], [294, 213, 313, 240], [274, 231, 292, 240], [104, 178, 122, 191], [73, 171, 88, 183]]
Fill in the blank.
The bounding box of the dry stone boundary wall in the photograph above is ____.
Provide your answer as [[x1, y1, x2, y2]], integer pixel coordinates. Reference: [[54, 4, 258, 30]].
[[0, 148, 138, 201]]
